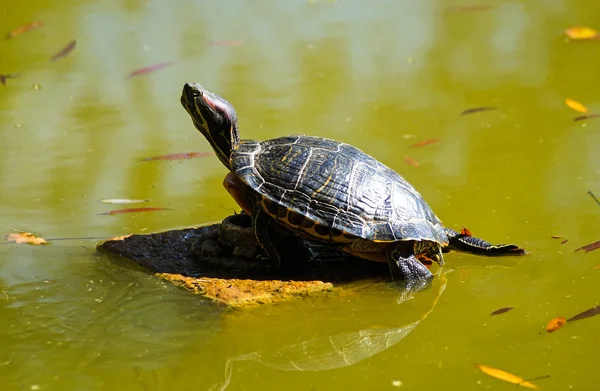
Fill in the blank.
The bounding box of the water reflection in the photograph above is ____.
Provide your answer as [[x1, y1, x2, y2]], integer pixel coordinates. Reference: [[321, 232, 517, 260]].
[[211, 277, 446, 390]]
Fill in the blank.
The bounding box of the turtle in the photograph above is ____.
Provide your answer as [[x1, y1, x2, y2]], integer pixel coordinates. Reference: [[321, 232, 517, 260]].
[[180, 83, 525, 280]]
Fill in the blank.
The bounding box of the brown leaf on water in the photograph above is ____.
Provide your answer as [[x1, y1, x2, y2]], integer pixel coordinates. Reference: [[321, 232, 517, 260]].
[[51, 40, 76, 61], [128, 62, 172, 78], [409, 138, 440, 148], [98, 207, 171, 215], [490, 306, 513, 316], [460, 227, 472, 236], [593, 265, 600, 270], [551, 235, 569, 244], [404, 156, 420, 167], [6, 21, 44, 39], [460, 106, 498, 115], [6, 232, 48, 245], [475, 364, 539, 389], [589, 190, 600, 208], [565, 26, 599, 40], [546, 316, 566, 333], [565, 98, 588, 113], [574, 114, 600, 122], [574, 240, 600, 253], [141, 151, 214, 161], [567, 305, 600, 322], [0, 73, 21, 86]]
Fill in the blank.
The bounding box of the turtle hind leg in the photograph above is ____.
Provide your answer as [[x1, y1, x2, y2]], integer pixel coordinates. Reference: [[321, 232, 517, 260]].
[[444, 228, 526, 256], [386, 243, 433, 281]]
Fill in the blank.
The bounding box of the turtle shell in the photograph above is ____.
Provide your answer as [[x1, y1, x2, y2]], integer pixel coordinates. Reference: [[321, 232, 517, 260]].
[[231, 135, 448, 245]]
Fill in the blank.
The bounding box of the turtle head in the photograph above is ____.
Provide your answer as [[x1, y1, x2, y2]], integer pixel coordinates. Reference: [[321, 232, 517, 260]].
[[181, 83, 240, 170]]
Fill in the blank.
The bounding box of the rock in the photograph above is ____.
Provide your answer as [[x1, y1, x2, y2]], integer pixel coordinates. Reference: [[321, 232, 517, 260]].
[[232, 245, 257, 259], [195, 239, 226, 258], [96, 214, 394, 308], [159, 275, 333, 308]]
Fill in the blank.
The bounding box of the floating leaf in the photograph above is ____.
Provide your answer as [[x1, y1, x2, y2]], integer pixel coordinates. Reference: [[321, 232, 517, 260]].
[[593, 265, 600, 270], [99, 198, 150, 204], [0, 73, 20, 86], [551, 235, 561, 239], [560, 239, 569, 245], [565, 98, 588, 113], [491, 306, 513, 316], [409, 138, 440, 148], [6, 232, 48, 245], [475, 364, 539, 389], [404, 156, 420, 167], [460, 106, 498, 115], [546, 316, 566, 333], [565, 26, 599, 40], [6, 21, 44, 39], [460, 227, 472, 236], [589, 190, 600, 208], [141, 151, 214, 161], [98, 207, 171, 215], [128, 62, 171, 78], [51, 40, 76, 61], [567, 305, 600, 322], [574, 240, 600, 253], [574, 114, 600, 122]]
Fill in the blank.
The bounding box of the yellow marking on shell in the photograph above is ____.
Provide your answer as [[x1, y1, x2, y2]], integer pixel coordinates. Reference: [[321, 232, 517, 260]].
[[311, 174, 333, 197], [299, 224, 352, 243], [279, 146, 299, 166], [372, 238, 397, 243], [259, 198, 353, 243]]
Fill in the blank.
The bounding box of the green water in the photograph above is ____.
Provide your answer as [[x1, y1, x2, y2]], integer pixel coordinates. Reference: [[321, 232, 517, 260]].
[[1, 0, 600, 389]]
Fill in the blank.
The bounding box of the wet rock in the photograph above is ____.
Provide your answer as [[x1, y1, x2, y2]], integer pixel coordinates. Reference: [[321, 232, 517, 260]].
[[232, 245, 257, 259], [194, 239, 226, 258], [97, 214, 392, 308]]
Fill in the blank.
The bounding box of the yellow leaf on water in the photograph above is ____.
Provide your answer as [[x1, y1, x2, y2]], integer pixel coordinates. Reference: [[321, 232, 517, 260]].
[[565, 98, 588, 113], [6, 232, 48, 245], [565, 26, 599, 40], [476, 364, 540, 389], [546, 316, 567, 332]]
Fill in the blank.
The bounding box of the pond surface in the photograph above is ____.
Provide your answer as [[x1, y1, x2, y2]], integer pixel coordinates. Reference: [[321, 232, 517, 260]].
[[1, 0, 600, 390]]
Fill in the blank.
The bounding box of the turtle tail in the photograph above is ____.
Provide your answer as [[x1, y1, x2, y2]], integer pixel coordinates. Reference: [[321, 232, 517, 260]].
[[442, 228, 526, 256]]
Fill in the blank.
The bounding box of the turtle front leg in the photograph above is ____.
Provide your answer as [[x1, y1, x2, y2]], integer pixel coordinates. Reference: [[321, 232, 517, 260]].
[[251, 207, 283, 267], [386, 243, 433, 281]]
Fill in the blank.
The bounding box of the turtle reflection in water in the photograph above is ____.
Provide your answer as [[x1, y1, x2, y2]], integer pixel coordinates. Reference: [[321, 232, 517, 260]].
[[181, 83, 525, 281], [210, 277, 448, 391]]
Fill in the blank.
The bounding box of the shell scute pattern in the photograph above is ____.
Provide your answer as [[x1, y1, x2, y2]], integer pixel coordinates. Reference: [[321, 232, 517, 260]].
[[231, 135, 447, 245]]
